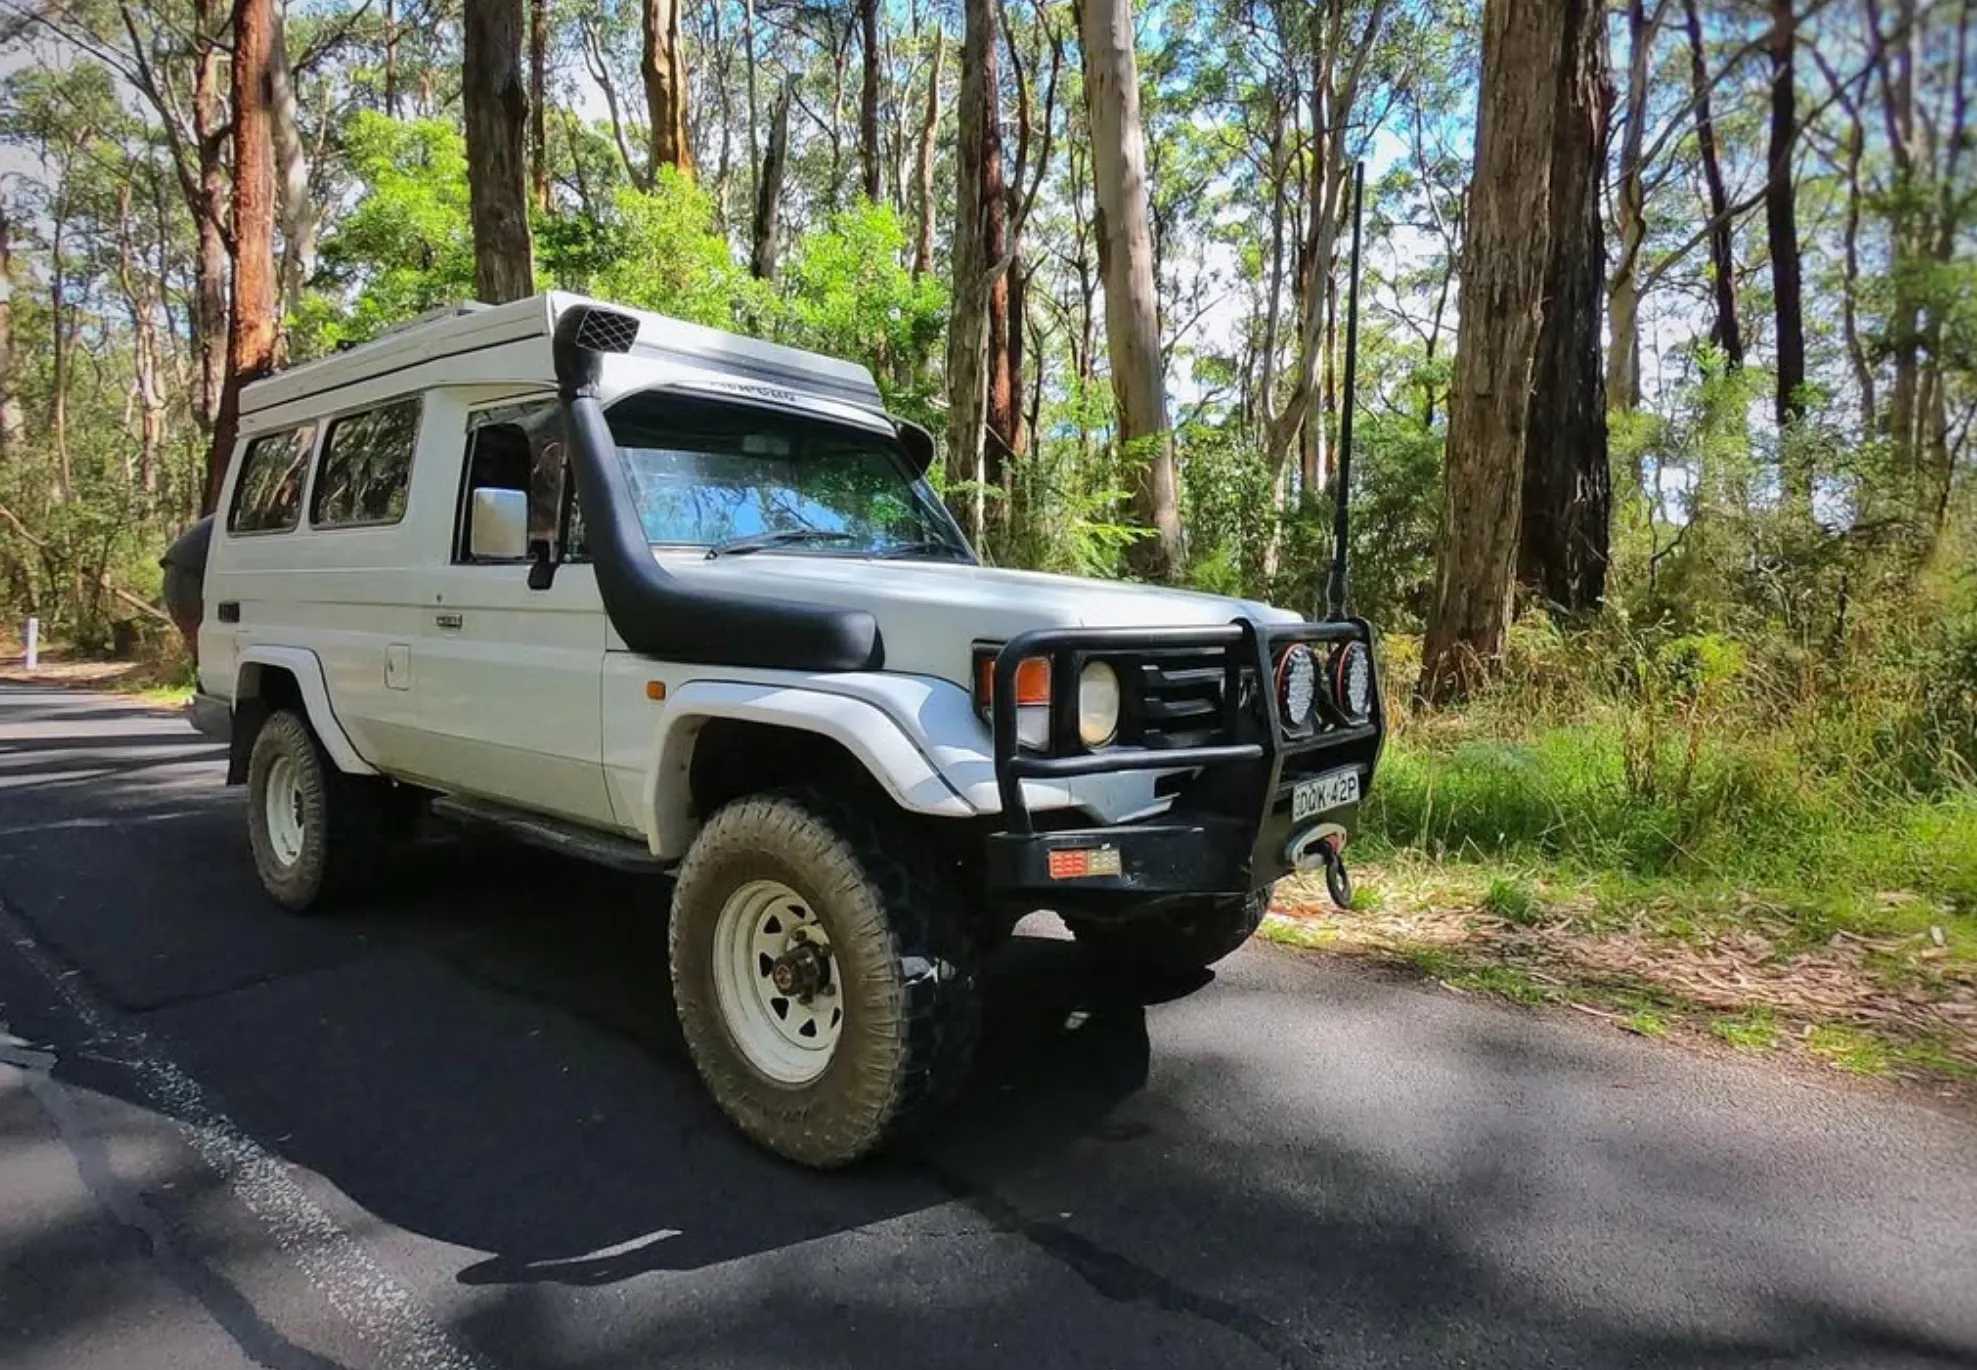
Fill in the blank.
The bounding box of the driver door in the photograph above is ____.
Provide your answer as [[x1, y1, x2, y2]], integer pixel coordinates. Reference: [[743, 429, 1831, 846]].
[[412, 397, 615, 826]]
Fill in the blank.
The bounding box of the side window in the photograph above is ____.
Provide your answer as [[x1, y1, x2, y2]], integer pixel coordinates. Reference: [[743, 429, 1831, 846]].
[[311, 398, 421, 528], [227, 426, 314, 534], [458, 401, 582, 562]]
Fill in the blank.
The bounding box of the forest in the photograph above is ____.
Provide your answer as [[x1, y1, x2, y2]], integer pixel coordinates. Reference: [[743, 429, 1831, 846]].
[[0, 0, 1971, 1072]]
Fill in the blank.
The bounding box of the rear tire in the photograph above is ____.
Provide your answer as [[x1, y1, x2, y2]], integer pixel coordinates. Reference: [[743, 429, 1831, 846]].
[[244, 709, 391, 913], [1068, 889, 1271, 975], [669, 790, 980, 1168]]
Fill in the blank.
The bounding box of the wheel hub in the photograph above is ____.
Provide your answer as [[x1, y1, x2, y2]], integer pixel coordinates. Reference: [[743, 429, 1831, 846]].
[[769, 939, 831, 998], [710, 880, 844, 1085]]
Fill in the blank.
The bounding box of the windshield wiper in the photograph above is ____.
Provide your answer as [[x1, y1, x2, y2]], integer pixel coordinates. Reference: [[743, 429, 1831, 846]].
[[706, 529, 860, 559], [872, 539, 968, 561]]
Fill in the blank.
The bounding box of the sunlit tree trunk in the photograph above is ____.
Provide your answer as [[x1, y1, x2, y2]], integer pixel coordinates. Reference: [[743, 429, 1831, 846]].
[[270, 6, 317, 341], [912, 32, 944, 278], [209, 0, 280, 514], [193, 0, 229, 435], [1078, 0, 1182, 579], [1605, 0, 1655, 415], [464, 0, 537, 304], [1421, 0, 1564, 702], [0, 197, 21, 459], [642, 0, 694, 178]]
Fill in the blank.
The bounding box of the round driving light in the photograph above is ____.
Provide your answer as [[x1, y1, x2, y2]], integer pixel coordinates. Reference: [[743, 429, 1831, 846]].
[[1277, 645, 1319, 730], [1334, 641, 1373, 720], [1078, 661, 1121, 746]]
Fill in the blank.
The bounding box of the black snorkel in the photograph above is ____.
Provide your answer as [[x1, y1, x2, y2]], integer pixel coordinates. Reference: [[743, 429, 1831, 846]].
[[551, 303, 885, 671]]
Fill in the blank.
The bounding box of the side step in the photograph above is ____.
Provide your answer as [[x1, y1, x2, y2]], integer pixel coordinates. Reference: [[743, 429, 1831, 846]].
[[429, 796, 668, 874]]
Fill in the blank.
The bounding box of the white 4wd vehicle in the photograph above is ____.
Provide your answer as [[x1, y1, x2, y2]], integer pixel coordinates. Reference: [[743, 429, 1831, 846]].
[[192, 294, 1383, 1166]]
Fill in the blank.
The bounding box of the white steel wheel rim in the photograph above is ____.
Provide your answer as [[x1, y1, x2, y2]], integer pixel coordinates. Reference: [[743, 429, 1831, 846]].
[[711, 879, 843, 1086], [263, 754, 308, 868]]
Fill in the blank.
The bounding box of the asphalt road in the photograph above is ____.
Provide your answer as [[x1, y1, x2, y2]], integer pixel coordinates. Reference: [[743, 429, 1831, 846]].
[[2, 682, 1974, 1370]]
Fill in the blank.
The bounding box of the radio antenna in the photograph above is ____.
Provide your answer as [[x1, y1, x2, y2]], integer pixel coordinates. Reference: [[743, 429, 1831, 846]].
[[1325, 160, 1366, 623]]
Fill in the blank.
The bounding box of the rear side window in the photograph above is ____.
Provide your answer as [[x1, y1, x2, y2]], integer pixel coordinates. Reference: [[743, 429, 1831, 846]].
[[227, 426, 314, 534], [310, 398, 422, 528]]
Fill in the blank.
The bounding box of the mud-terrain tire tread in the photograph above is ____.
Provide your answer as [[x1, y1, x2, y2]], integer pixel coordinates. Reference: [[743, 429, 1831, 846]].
[[669, 788, 980, 1168], [245, 709, 389, 913]]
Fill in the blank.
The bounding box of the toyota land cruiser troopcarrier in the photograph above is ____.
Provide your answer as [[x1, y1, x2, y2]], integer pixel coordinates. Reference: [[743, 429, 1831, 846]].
[[190, 294, 1384, 1167]]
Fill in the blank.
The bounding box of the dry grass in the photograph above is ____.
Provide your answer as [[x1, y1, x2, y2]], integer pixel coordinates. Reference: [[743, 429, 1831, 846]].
[[1265, 860, 1977, 1098]]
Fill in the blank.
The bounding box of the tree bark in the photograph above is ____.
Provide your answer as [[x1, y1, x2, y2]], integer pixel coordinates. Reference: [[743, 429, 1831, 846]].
[[208, 0, 280, 515], [945, 0, 998, 544], [531, 0, 551, 210], [1682, 0, 1742, 368], [383, 0, 400, 117], [1078, 0, 1182, 580], [1518, 0, 1611, 615], [1420, 0, 1565, 703], [1605, 0, 1655, 415], [464, 0, 537, 305], [270, 6, 316, 340], [1766, 0, 1809, 517], [193, 0, 229, 435], [859, 0, 883, 202], [115, 180, 166, 495], [912, 32, 944, 277], [642, 0, 694, 179], [0, 197, 20, 459], [750, 80, 791, 280]]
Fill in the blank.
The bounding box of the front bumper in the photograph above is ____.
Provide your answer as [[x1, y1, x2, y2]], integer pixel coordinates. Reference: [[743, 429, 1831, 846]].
[[981, 618, 1383, 911]]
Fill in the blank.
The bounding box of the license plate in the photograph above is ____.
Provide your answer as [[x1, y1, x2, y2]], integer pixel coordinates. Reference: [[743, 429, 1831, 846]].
[[1291, 768, 1360, 823]]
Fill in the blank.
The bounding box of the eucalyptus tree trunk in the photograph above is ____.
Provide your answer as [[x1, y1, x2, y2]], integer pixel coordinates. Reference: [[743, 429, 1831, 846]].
[[911, 32, 944, 277], [464, 0, 537, 305], [1682, 0, 1742, 368], [1420, 0, 1564, 702], [531, 0, 551, 209], [193, 0, 229, 434], [1518, 0, 1610, 615], [270, 6, 317, 339], [859, 0, 883, 202], [945, 0, 999, 545], [751, 81, 792, 280], [209, 0, 280, 513], [1605, 0, 1655, 414], [1077, 0, 1182, 580], [642, 0, 694, 178], [0, 197, 22, 459], [1766, 0, 1809, 518]]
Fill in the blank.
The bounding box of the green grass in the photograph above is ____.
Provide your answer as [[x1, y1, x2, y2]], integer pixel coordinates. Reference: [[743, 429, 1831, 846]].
[[1710, 1012, 1782, 1052], [1358, 721, 1977, 963], [1806, 1024, 1892, 1075]]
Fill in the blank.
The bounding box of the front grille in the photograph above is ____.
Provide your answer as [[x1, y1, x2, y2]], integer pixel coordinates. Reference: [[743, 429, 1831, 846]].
[[1132, 648, 1246, 748]]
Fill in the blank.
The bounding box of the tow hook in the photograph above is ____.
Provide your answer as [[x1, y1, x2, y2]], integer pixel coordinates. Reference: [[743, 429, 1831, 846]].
[[1287, 823, 1354, 911]]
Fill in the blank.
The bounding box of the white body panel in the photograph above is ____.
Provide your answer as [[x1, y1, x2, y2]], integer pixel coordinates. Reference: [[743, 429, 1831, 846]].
[[199, 292, 1304, 860]]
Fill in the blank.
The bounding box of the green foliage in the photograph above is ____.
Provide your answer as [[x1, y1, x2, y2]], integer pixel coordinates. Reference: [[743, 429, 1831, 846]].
[[302, 114, 477, 354]]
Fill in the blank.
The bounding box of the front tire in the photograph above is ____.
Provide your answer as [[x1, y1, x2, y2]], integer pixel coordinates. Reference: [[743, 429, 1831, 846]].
[[1068, 889, 1271, 974], [669, 791, 980, 1168], [244, 709, 389, 913]]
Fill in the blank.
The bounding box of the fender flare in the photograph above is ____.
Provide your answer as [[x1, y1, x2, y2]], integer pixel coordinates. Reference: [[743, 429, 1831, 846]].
[[232, 647, 377, 779], [641, 680, 976, 861]]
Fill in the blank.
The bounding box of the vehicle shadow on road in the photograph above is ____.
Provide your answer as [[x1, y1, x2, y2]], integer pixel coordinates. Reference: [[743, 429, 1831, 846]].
[[115, 833, 1182, 1287]]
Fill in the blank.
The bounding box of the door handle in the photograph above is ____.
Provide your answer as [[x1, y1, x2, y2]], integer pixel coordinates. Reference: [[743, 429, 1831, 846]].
[[435, 612, 464, 630]]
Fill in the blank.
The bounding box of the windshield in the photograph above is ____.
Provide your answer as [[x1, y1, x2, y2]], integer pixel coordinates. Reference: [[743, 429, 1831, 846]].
[[604, 393, 971, 560]]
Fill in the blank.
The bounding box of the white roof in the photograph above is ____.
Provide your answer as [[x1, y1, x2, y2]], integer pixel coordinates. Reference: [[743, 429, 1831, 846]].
[[241, 292, 886, 420]]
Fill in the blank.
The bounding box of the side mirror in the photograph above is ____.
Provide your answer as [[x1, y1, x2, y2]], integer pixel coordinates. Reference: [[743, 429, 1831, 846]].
[[468, 487, 529, 560]]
